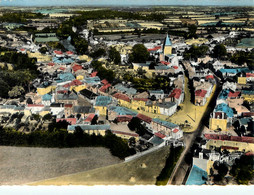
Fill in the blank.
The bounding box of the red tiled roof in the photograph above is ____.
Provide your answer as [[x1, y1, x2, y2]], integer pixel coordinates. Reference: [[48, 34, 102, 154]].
[[116, 115, 133, 122], [242, 112, 254, 117], [221, 146, 239, 150], [57, 90, 68, 94], [27, 104, 44, 107], [148, 46, 162, 52], [133, 98, 148, 102], [101, 79, 108, 85], [90, 71, 98, 77], [66, 51, 74, 55], [173, 128, 179, 133], [204, 133, 254, 144], [56, 118, 76, 125], [155, 132, 166, 139], [113, 93, 131, 102], [136, 113, 152, 123], [59, 67, 65, 70], [111, 130, 139, 137], [20, 48, 25, 51], [99, 83, 111, 92], [64, 104, 73, 108], [72, 64, 82, 72], [63, 80, 83, 88], [48, 62, 55, 66], [228, 91, 240, 98], [173, 66, 178, 69], [245, 152, 254, 156], [84, 113, 95, 122], [195, 89, 207, 98], [206, 75, 214, 80], [54, 50, 63, 55], [246, 73, 254, 78], [160, 61, 170, 65], [169, 88, 182, 99]]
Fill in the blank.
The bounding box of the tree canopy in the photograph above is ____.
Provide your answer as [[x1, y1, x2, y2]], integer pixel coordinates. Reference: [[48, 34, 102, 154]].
[[212, 44, 227, 59], [183, 45, 209, 60], [108, 47, 121, 64], [129, 44, 149, 63]]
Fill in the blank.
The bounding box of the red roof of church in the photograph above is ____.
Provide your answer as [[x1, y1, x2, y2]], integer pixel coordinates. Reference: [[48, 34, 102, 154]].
[[195, 89, 207, 98], [173, 128, 179, 133], [136, 113, 152, 123], [113, 93, 131, 102], [169, 88, 182, 99], [173, 66, 178, 69]]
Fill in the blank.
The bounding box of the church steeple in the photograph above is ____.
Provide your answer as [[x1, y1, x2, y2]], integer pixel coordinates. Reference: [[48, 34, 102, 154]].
[[163, 34, 172, 56], [165, 34, 172, 46]]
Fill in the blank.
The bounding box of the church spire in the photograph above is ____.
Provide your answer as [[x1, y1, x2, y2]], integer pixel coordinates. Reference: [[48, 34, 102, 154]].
[[165, 34, 172, 46]]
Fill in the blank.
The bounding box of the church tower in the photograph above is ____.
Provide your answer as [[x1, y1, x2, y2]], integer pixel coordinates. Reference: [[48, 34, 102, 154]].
[[163, 34, 172, 56]]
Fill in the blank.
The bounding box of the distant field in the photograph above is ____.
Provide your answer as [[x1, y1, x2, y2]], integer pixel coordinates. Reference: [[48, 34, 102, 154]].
[[0, 146, 121, 185], [31, 146, 171, 185]]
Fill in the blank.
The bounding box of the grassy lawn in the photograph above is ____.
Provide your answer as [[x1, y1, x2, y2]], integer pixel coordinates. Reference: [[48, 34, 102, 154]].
[[132, 76, 216, 133], [29, 146, 171, 185]]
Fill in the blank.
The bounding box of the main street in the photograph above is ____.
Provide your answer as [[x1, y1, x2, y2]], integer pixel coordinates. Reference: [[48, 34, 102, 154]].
[[168, 75, 222, 185]]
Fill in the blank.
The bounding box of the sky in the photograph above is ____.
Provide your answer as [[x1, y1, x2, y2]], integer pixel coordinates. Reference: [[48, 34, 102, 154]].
[[0, 0, 253, 7]]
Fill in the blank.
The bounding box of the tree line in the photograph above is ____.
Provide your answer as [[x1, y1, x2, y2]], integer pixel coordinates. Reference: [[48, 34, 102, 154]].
[[0, 12, 45, 23], [0, 123, 135, 160]]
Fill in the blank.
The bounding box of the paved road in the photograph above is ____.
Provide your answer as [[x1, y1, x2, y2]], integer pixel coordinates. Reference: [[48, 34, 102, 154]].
[[168, 75, 221, 185]]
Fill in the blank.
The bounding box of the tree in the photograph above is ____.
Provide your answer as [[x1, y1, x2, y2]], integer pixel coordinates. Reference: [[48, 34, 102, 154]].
[[42, 113, 52, 121], [129, 44, 149, 63], [108, 47, 121, 64], [90, 48, 106, 59], [149, 61, 156, 70], [0, 79, 10, 98], [230, 155, 254, 185], [71, 35, 88, 55], [128, 117, 147, 136], [187, 24, 197, 38], [39, 47, 48, 54], [213, 44, 227, 59], [8, 86, 25, 98]]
